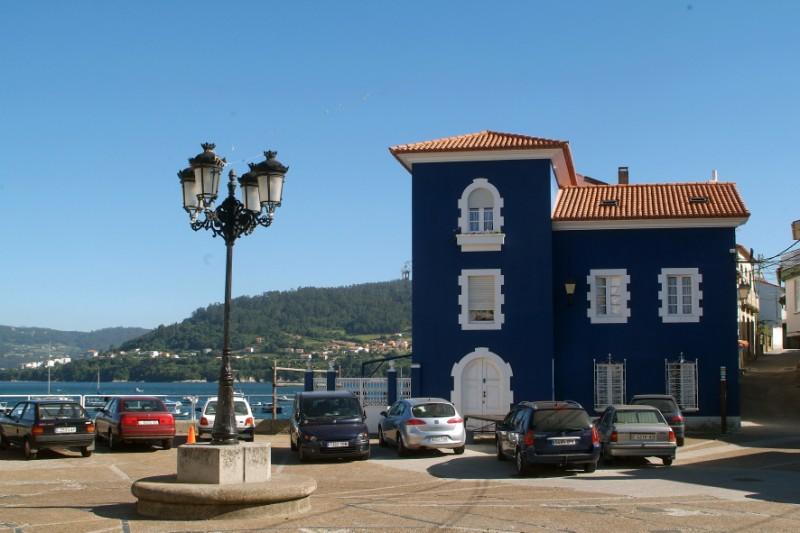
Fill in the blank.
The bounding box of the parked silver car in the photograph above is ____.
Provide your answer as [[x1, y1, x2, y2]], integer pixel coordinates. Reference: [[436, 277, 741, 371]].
[[596, 404, 677, 466], [378, 398, 466, 456]]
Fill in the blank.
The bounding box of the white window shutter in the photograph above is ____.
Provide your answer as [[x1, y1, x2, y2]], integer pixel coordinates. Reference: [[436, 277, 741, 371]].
[[469, 276, 495, 310]]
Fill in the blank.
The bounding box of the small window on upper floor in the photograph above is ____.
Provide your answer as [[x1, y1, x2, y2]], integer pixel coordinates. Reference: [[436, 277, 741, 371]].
[[457, 178, 505, 252], [658, 268, 702, 323]]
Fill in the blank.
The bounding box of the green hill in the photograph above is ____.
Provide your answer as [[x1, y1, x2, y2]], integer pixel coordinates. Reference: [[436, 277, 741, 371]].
[[0, 326, 151, 368], [119, 280, 412, 352]]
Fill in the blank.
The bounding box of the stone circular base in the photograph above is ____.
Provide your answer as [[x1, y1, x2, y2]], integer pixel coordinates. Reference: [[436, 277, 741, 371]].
[[131, 472, 316, 520]]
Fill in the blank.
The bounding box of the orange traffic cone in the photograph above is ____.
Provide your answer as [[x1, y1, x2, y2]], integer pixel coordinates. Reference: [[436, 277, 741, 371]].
[[186, 424, 196, 444]]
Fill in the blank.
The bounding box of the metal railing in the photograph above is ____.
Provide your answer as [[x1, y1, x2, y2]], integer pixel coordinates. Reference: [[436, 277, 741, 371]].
[[0, 393, 295, 420]]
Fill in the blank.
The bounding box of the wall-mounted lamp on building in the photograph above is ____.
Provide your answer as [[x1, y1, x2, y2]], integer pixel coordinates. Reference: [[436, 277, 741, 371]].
[[565, 279, 577, 303], [792, 219, 800, 241]]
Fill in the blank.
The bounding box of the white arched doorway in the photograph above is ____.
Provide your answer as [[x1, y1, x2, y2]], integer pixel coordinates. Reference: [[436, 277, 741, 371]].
[[451, 347, 513, 417]]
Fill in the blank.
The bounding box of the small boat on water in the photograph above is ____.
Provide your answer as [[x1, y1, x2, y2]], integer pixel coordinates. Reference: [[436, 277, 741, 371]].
[[260, 403, 283, 414], [163, 400, 185, 416]]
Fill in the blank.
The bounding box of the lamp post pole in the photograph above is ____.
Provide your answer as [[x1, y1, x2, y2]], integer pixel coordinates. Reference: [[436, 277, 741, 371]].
[[179, 144, 288, 445]]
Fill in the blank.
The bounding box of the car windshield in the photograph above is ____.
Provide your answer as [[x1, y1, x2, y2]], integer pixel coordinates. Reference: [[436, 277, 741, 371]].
[[531, 409, 591, 431], [631, 399, 677, 413], [122, 399, 165, 412], [205, 401, 249, 415], [302, 397, 362, 420], [615, 410, 665, 424], [411, 403, 456, 418], [38, 403, 86, 420]]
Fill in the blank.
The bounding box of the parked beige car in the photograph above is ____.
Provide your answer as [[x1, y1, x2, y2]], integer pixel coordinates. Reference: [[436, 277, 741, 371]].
[[596, 404, 677, 465]]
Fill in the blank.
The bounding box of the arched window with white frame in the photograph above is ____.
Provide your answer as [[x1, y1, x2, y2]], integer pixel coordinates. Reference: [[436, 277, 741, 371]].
[[456, 178, 505, 252]]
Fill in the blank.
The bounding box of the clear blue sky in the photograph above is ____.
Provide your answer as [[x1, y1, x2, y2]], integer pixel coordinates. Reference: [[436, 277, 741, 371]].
[[1, 1, 797, 332]]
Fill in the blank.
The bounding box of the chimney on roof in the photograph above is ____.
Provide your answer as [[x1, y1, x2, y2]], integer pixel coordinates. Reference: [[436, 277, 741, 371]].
[[618, 167, 629, 185], [711, 169, 719, 183]]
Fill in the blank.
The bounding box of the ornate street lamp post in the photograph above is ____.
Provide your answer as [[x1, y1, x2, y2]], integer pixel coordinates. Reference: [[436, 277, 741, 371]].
[[178, 143, 288, 445]]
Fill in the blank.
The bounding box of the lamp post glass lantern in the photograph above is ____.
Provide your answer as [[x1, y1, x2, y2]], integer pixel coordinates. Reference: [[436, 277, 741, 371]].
[[178, 143, 288, 445]]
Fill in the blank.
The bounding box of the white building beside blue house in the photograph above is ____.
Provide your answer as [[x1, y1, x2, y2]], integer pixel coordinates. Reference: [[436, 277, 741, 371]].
[[780, 249, 800, 348], [390, 130, 750, 428], [754, 279, 784, 352]]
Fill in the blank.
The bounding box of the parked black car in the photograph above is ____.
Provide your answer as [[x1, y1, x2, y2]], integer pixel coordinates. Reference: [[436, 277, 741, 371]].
[[289, 391, 370, 461], [629, 394, 685, 446], [0, 400, 95, 459], [496, 400, 600, 476]]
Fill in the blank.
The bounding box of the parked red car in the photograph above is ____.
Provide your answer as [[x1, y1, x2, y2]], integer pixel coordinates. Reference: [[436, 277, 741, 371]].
[[94, 396, 175, 450]]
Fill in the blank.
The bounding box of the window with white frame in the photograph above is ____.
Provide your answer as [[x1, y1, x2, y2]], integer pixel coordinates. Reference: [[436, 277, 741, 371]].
[[665, 358, 699, 411], [658, 268, 702, 323], [587, 269, 630, 324], [458, 269, 504, 330], [594, 358, 626, 412], [456, 178, 505, 252]]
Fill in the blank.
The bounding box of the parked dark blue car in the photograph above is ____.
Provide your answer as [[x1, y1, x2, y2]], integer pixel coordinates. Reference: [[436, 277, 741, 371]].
[[289, 391, 370, 462], [495, 400, 600, 476]]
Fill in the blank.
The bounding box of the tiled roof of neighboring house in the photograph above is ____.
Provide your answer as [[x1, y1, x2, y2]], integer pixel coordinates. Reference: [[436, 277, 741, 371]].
[[390, 130, 578, 186], [552, 182, 749, 221], [736, 244, 753, 261]]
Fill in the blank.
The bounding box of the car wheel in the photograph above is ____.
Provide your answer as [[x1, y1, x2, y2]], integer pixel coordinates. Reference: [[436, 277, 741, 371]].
[[514, 448, 528, 476], [677, 437, 685, 447], [81, 446, 93, 457], [23, 438, 36, 460], [584, 461, 597, 473], [662, 457, 673, 466], [359, 447, 371, 461], [290, 434, 297, 451], [397, 434, 408, 457], [496, 439, 506, 461], [298, 444, 308, 463], [453, 445, 465, 455], [162, 439, 173, 450], [378, 427, 387, 448]]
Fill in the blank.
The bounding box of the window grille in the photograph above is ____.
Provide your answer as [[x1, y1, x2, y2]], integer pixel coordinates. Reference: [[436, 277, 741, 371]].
[[594, 356, 626, 412], [665, 357, 699, 412]]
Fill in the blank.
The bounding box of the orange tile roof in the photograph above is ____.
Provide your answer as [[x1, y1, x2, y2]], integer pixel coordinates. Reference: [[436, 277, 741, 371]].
[[390, 130, 577, 186], [552, 182, 749, 221], [389, 130, 568, 154]]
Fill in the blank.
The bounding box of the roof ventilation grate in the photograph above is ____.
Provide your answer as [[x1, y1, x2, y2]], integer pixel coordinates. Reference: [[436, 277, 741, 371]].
[[689, 195, 709, 204], [599, 199, 619, 207]]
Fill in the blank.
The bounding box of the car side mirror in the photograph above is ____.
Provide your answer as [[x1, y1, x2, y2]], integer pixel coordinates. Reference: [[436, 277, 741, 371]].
[[379, 411, 387, 417], [362, 411, 367, 420]]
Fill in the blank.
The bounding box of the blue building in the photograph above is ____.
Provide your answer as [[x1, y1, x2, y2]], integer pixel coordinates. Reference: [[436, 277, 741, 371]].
[[390, 131, 749, 427]]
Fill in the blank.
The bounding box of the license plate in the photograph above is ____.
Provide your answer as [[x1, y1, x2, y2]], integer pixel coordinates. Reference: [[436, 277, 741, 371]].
[[551, 438, 578, 446], [429, 436, 449, 444], [138, 420, 159, 425], [325, 441, 349, 448], [55, 427, 76, 434], [630, 433, 655, 440]]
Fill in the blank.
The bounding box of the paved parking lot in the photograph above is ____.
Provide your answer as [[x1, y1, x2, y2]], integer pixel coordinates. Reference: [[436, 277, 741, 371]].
[[2, 351, 799, 532], [0, 429, 798, 532]]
